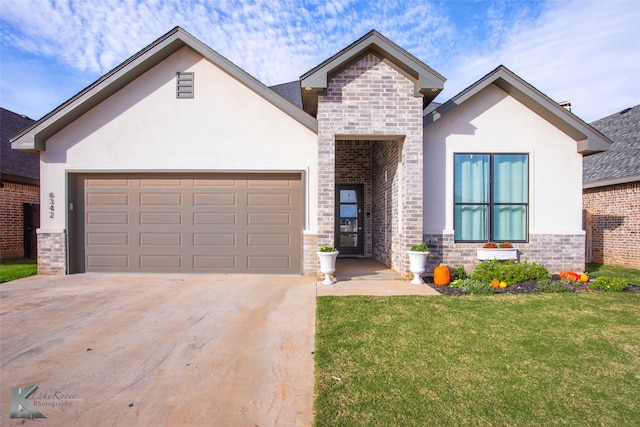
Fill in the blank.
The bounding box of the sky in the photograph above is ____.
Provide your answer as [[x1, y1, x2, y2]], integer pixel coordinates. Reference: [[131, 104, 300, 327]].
[[0, 0, 639, 123]]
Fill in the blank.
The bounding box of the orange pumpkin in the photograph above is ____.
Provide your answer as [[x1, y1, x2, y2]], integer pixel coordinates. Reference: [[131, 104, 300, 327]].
[[567, 272, 579, 281], [491, 279, 500, 288], [434, 264, 450, 286], [580, 273, 589, 282]]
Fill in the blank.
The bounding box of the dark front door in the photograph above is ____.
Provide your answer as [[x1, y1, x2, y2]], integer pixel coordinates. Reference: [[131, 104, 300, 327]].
[[23, 203, 39, 259], [335, 184, 364, 255]]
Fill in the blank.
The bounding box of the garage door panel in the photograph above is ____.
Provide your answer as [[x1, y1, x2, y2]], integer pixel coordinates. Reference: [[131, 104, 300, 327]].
[[140, 212, 182, 225], [87, 212, 129, 225], [194, 212, 236, 225], [79, 173, 301, 273], [140, 193, 181, 205], [193, 233, 235, 246], [248, 212, 293, 225], [87, 193, 129, 205], [247, 233, 290, 246], [87, 233, 129, 245], [194, 193, 236, 206], [194, 255, 236, 269], [140, 255, 182, 268], [140, 233, 182, 246], [248, 256, 290, 269], [88, 255, 129, 268], [140, 178, 182, 187]]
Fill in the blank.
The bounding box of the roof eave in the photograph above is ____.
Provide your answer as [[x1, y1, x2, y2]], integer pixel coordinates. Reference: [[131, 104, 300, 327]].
[[424, 66, 613, 155], [583, 174, 640, 189], [11, 27, 317, 151]]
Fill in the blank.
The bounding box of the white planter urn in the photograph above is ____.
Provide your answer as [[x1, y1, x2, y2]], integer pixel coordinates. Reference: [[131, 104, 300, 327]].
[[407, 250, 430, 285], [317, 250, 339, 285]]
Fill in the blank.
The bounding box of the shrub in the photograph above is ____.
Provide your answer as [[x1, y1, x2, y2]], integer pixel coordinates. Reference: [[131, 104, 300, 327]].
[[588, 276, 628, 292], [471, 260, 549, 285], [535, 278, 572, 293], [410, 243, 430, 252], [452, 265, 467, 280], [318, 246, 337, 252], [450, 279, 494, 295]]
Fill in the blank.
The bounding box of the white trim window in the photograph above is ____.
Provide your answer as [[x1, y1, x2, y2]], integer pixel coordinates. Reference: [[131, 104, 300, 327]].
[[454, 153, 529, 242]]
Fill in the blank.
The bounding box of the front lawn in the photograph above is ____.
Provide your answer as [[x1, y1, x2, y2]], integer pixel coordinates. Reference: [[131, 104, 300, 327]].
[[315, 294, 640, 426], [0, 259, 37, 283], [586, 262, 640, 285]]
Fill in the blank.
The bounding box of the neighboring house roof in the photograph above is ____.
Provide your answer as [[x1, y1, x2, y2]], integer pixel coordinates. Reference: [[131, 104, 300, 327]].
[[11, 27, 317, 152], [424, 65, 613, 155], [299, 30, 446, 117], [1, 107, 38, 185], [269, 81, 303, 110], [583, 104, 640, 188]]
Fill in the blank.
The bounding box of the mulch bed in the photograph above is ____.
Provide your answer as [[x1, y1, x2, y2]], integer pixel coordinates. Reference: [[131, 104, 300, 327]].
[[425, 276, 640, 296]]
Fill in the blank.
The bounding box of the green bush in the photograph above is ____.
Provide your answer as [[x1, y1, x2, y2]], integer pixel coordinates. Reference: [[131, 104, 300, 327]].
[[471, 260, 549, 285], [450, 279, 494, 295], [588, 276, 628, 292], [535, 278, 572, 293], [452, 265, 467, 280], [410, 243, 430, 252]]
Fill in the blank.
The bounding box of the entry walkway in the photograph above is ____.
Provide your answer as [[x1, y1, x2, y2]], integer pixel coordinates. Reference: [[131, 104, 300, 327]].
[[316, 257, 441, 296]]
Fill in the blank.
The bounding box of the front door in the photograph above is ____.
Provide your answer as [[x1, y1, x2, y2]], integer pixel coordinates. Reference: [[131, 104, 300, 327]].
[[335, 184, 364, 255]]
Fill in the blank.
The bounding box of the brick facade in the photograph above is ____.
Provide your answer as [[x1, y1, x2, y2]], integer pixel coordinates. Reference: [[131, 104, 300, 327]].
[[0, 182, 39, 260], [317, 53, 424, 276], [37, 231, 67, 275], [583, 182, 640, 269], [423, 232, 586, 274]]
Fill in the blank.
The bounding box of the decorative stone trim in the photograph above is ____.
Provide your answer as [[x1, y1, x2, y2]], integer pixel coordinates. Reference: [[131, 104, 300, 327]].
[[303, 232, 318, 275], [37, 229, 67, 275]]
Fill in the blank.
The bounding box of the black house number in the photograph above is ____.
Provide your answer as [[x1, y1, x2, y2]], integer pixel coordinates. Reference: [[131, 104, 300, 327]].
[[49, 192, 55, 218]]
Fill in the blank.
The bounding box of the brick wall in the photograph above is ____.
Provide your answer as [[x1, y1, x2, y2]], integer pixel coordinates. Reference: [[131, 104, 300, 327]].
[[37, 231, 67, 275], [0, 182, 39, 260], [317, 53, 423, 275], [583, 182, 640, 268], [423, 232, 585, 275], [372, 141, 399, 266]]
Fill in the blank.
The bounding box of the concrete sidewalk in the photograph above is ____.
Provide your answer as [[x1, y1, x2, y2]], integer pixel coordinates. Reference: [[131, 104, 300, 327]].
[[1, 273, 316, 426]]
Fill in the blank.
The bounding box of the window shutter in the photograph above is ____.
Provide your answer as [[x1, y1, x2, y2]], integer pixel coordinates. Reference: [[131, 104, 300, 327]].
[[176, 72, 194, 99]]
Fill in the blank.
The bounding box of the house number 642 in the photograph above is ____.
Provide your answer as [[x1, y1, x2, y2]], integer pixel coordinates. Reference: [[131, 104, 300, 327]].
[[49, 192, 55, 219]]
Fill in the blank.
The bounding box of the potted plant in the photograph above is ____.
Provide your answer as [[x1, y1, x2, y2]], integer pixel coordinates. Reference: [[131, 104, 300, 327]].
[[407, 243, 430, 285], [477, 241, 518, 261], [317, 246, 339, 285]]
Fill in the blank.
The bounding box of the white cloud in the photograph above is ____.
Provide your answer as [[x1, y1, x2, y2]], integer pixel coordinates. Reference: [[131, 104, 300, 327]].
[[0, 0, 637, 121], [440, 0, 640, 121]]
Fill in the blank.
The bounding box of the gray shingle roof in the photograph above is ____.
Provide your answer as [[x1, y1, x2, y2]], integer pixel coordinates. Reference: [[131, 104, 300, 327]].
[[1, 107, 38, 183], [584, 104, 640, 186], [269, 81, 303, 109]]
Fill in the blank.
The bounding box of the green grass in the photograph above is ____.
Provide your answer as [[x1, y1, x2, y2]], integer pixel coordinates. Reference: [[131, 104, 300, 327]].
[[0, 259, 37, 282], [586, 262, 640, 286], [315, 294, 640, 426]]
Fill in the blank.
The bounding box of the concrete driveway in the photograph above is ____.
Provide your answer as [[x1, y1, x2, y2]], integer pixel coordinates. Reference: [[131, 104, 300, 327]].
[[1, 273, 316, 426]]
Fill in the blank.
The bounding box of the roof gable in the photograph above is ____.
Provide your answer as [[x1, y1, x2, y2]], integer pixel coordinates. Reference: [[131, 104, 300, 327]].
[[424, 65, 613, 155], [11, 27, 317, 151], [299, 30, 446, 117]]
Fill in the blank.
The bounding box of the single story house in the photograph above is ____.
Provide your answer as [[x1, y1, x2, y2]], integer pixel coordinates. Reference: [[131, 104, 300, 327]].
[[11, 27, 612, 276], [583, 104, 639, 269], [1, 107, 39, 260]]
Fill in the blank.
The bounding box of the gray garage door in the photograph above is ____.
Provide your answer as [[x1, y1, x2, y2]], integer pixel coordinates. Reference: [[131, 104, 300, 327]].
[[74, 173, 302, 273]]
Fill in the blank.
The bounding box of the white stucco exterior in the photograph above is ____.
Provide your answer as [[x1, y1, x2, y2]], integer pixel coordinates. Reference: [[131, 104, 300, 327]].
[[423, 84, 584, 237], [39, 47, 318, 234]]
